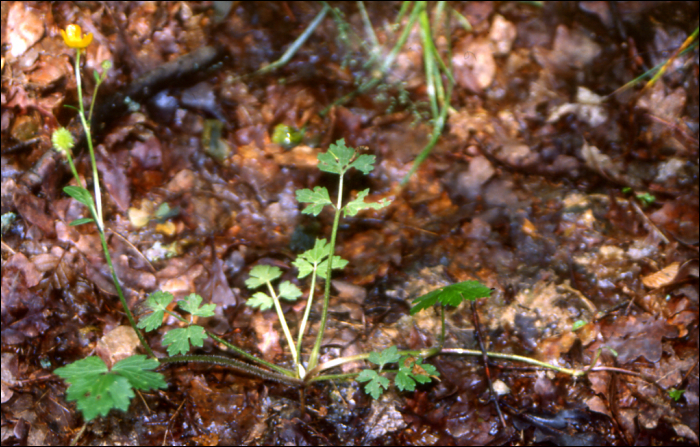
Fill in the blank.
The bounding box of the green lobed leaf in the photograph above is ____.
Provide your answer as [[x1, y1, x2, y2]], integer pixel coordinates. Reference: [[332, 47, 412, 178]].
[[296, 187, 332, 216], [343, 189, 391, 217], [54, 356, 107, 382], [394, 356, 439, 392], [292, 257, 314, 279], [301, 238, 331, 264], [54, 355, 166, 421], [356, 369, 390, 399], [178, 293, 216, 318], [137, 291, 175, 332], [410, 280, 492, 315], [317, 139, 355, 174], [162, 325, 207, 356], [75, 374, 134, 421], [316, 256, 349, 279], [278, 281, 302, 301], [368, 346, 401, 368], [348, 153, 376, 175], [63, 186, 94, 208], [394, 371, 416, 392], [668, 388, 685, 402], [246, 265, 282, 289], [247, 292, 274, 310], [110, 356, 167, 391]]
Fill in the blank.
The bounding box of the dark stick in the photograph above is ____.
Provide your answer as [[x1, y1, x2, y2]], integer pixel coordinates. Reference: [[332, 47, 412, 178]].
[[470, 298, 507, 429], [18, 46, 226, 190]]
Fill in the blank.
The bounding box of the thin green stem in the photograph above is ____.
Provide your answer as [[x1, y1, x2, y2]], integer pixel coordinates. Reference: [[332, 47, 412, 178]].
[[159, 355, 303, 387], [67, 48, 150, 358], [162, 303, 295, 376], [296, 267, 319, 363], [266, 282, 298, 367], [88, 70, 105, 124], [61, 150, 84, 190], [306, 345, 587, 381], [98, 228, 155, 358], [250, 4, 329, 78], [73, 51, 103, 231], [420, 9, 439, 119], [440, 348, 585, 377], [307, 174, 345, 371], [357, 1, 381, 61], [205, 330, 296, 377]]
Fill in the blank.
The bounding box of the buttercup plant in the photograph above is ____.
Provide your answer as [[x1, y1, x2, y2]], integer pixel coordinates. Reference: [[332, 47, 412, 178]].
[[52, 24, 586, 425]]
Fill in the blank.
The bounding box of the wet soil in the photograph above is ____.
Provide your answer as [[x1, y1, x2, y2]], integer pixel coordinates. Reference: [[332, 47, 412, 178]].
[[1, 1, 698, 445]]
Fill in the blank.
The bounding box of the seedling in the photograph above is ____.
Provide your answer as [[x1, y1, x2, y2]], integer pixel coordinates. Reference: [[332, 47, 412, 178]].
[[52, 23, 603, 425]]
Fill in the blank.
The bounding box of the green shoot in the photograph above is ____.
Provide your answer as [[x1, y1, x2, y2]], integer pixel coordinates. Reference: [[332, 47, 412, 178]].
[[245, 264, 303, 368], [669, 388, 685, 402], [357, 347, 439, 399], [137, 292, 215, 356], [295, 139, 392, 372]]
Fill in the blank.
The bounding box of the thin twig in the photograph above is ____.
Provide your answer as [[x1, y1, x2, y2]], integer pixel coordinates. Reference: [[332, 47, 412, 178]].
[[470, 299, 507, 429]]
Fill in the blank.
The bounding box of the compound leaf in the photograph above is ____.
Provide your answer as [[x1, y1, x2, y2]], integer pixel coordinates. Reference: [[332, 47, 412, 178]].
[[317, 139, 355, 174], [410, 281, 492, 315]]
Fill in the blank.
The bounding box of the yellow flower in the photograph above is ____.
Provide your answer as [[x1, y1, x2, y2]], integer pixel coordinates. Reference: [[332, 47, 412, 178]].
[[60, 24, 93, 49]]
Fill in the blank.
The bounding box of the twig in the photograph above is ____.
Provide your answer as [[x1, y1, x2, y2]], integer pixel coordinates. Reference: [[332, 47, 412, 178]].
[[470, 299, 507, 429]]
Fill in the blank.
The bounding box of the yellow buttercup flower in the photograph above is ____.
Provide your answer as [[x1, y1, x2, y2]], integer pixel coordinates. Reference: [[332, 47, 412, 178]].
[[60, 24, 93, 49]]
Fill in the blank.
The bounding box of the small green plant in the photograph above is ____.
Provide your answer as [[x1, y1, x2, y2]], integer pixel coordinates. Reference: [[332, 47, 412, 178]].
[[52, 23, 606, 425], [668, 388, 685, 402], [622, 187, 656, 207]]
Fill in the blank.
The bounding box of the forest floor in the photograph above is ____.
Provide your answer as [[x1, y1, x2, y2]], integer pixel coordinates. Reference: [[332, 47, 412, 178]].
[[1, 1, 698, 445]]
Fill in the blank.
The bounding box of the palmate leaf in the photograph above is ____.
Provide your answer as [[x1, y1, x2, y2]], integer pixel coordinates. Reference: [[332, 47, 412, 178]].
[[293, 239, 348, 279], [279, 281, 302, 301], [410, 280, 492, 315], [300, 238, 332, 264], [247, 292, 274, 310], [316, 256, 348, 279], [317, 139, 356, 174], [395, 356, 439, 392], [162, 325, 207, 356], [292, 257, 314, 279], [356, 369, 391, 399], [246, 265, 283, 289], [317, 139, 377, 175], [368, 346, 401, 369], [137, 291, 175, 332], [54, 355, 166, 421], [178, 293, 215, 318]]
